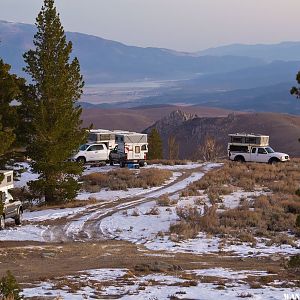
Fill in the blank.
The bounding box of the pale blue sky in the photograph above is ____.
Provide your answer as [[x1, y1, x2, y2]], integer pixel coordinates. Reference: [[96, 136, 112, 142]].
[[1, 0, 300, 51]]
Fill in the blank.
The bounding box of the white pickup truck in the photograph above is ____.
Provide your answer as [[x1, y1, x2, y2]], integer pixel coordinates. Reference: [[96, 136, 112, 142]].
[[72, 143, 110, 164], [228, 133, 290, 164], [0, 170, 23, 230]]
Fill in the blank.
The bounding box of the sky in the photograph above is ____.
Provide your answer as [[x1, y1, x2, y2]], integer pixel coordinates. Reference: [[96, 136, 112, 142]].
[[1, 0, 300, 52]]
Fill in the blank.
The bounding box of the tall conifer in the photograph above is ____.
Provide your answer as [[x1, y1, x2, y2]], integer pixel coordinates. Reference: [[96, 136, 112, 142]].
[[148, 128, 163, 160], [0, 59, 24, 168], [23, 0, 86, 203]]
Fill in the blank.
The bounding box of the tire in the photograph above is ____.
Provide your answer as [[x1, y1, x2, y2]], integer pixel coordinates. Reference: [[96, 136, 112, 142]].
[[0, 215, 5, 230], [234, 156, 245, 163], [120, 161, 126, 168], [15, 209, 22, 225], [109, 160, 114, 166], [139, 161, 145, 167], [76, 156, 86, 164], [269, 157, 280, 165]]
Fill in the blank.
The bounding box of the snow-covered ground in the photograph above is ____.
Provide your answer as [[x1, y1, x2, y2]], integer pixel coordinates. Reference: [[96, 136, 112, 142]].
[[22, 268, 300, 300], [100, 186, 300, 257]]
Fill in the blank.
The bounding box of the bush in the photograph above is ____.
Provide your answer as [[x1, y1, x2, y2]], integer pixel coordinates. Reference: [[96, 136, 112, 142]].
[[145, 206, 160, 215], [287, 254, 300, 269], [81, 168, 172, 191], [156, 194, 177, 206], [0, 271, 23, 300]]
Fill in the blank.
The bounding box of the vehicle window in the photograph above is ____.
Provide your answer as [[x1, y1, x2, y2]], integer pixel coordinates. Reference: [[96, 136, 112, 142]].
[[251, 148, 256, 154], [141, 144, 147, 151], [94, 145, 104, 151], [231, 137, 243, 143], [135, 146, 140, 153], [266, 147, 275, 153], [258, 148, 267, 154], [245, 137, 257, 144], [87, 145, 95, 151], [79, 144, 89, 151]]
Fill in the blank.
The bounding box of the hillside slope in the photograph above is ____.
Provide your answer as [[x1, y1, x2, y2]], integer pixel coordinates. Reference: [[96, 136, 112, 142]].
[[145, 111, 300, 158], [81, 105, 237, 132]]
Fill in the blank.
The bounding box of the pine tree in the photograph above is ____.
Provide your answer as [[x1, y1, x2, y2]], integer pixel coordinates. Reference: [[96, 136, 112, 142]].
[[0, 59, 24, 169], [22, 0, 86, 203], [148, 128, 163, 160]]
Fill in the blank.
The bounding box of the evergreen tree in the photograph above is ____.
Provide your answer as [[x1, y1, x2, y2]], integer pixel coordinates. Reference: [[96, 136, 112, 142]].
[[23, 0, 86, 203], [148, 128, 163, 160], [0, 59, 24, 169]]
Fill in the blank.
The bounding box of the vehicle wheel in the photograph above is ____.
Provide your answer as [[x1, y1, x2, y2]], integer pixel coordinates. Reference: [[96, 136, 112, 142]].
[[139, 161, 145, 167], [234, 156, 245, 163], [76, 156, 86, 164], [120, 161, 126, 168], [109, 160, 114, 166], [269, 158, 280, 164], [15, 209, 22, 225], [0, 215, 5, 230]]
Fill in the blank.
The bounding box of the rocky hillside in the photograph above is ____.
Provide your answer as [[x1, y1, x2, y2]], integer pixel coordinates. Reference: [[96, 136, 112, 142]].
[[145, 111, 300, 158]]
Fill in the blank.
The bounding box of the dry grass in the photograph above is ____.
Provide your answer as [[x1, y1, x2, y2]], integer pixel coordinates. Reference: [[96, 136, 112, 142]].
[[81, 168, 172, 192], [171, 159, 300, 242], [147, 159, 189, 166], [29, 198, 98, 211]]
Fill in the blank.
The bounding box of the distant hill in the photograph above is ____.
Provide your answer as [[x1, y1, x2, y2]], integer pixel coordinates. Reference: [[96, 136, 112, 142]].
[[197, 42, 300, 62], [0, 20, 264, 84], [145, 111, 300, 158], [181, 60, 300, 91], [80, 104, 237, 132]]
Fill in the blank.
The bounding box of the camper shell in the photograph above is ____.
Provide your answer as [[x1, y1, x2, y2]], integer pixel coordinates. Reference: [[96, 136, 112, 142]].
[[110, 132, 148, 167], [228, 133, 289, 164], [88, 129, 117, 150], [0, 170, 23, 230]]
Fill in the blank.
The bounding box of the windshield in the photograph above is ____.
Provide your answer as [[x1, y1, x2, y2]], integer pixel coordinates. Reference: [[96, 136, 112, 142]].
[[265, 147, 275, 153], [79, 144, 89, 151]]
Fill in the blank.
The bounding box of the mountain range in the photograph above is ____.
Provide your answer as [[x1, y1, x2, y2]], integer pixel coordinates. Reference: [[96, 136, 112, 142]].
[[0, 20, 264, 83], [1, 20, 300, 114]]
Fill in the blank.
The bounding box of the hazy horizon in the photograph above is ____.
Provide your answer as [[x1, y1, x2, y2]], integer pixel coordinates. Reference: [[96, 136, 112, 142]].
[[1, 0, 300, 52]]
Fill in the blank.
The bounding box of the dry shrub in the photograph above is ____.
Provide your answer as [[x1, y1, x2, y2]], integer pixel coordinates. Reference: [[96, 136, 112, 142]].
[[169, 221, 199, 240], [156, 194, 177, 206], [145, 207, 160, 215], [170, 205, 221, 240], [281, 200, 300, 214], [81, 168, 172, 191], [148, 159, 189, 166], [131, 209, 140, 216], [265, 234, 297, 247], [176, 205, 201, 222]]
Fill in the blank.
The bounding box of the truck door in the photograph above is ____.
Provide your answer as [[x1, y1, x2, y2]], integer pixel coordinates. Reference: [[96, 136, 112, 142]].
[[256, 147, 269, 163]]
